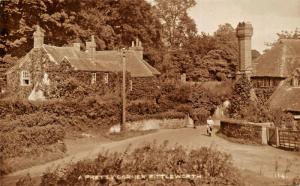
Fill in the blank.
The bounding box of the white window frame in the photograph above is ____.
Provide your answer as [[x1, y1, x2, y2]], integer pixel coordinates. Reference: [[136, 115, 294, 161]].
[[20, 70, 31, 86], [91, 73, 97, 84], [104, 73, 108, 84]]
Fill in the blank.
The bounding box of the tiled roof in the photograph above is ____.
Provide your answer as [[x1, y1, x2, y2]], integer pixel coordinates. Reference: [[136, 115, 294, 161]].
[[42, 44, 159, 77], [252, 39, 300, 77], [269, 80, 300, 112]]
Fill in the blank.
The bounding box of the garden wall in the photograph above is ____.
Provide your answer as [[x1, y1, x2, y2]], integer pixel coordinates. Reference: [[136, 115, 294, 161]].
[[220, 119, 273, 144], [110, 116, 194, 133]]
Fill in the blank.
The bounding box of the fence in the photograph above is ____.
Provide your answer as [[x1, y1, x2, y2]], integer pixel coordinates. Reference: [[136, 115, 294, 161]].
[[267, 127, 300, 151]]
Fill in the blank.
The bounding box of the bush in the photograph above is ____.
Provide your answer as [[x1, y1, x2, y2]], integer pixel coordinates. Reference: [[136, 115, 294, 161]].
[[190, 108, 210, 125], [127, 100, 160, 115], [40, 142, 242, 185], [228, 76, 252, 118], [0, 124, 65, 159]]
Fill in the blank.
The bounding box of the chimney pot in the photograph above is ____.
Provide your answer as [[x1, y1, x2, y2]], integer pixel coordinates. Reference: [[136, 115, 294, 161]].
[[33, 25, 44, 48]]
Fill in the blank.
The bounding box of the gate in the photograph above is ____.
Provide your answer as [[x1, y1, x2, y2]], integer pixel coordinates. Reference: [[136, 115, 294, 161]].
[[278, 130, 300, 151], [267, 127, 300, 151], [267, 127, 277, 146]]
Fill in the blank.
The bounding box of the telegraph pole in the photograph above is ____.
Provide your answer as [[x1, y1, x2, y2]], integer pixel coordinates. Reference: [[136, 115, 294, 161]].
[[121, 49, 126, 131]]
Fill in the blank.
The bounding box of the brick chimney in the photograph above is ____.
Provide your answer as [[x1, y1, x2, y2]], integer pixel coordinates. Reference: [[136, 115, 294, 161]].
[[129, 38, 143, 60], [73, 43, 81, 51], [33, 25, 44, 48], [236, 22, 253, 78], [86, 35, 96, 59]]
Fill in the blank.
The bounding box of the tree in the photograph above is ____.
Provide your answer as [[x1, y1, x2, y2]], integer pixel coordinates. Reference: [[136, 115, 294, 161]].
[[153, 0, 197, 48], [0, 0, 164, 68], [276, 28, 300, 39], [251, 49, 261, 60]]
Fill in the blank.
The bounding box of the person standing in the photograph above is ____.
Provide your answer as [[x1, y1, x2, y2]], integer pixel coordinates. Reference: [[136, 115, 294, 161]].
[[206, 116, 214, 136]]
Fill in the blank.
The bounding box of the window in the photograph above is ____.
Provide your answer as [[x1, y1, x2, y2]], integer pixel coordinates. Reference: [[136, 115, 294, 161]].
[[129, 80, 133, 91], [21, 70, 30, 86], [261, 78, 270, 87], [91, 73, 97, 84], [104, 73, 108, 84]]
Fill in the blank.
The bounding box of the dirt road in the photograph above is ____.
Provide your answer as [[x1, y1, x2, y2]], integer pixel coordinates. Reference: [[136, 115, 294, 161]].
[[2, 127, 300, 185]]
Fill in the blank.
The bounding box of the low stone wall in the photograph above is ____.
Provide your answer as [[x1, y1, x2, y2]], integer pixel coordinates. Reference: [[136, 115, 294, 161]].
[[109, 116, 194, 133], [220, 119, 273, 144]]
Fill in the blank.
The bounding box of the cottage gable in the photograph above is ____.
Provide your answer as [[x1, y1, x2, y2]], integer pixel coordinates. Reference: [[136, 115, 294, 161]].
[[252, 39, 300, 78]]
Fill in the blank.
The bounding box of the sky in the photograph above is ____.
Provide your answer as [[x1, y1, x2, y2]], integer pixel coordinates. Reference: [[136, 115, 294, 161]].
[[189, 0, 300, 52]]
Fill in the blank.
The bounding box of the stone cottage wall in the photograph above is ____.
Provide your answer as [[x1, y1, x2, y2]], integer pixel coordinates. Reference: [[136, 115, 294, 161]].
[[6, 48, 47, 98]]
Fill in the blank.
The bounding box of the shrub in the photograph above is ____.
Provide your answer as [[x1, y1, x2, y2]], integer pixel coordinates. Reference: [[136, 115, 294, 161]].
[[168, 84, 192, 103], [190, 108, 210, 125], [40, 142, 243, 185], [127, 100, 160, 115], [228, 76, 252, 118], [0, 124, 65, 159]]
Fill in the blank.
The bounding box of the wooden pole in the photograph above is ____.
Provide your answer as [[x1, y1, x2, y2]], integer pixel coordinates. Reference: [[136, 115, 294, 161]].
[[121, 49, 126, 130], [276, 127, 279, 147]]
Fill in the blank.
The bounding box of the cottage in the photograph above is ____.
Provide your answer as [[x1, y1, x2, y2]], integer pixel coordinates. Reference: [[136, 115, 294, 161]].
[[236, 22, 300, 121], [252, 39, 300, 88], [6, 25, 160, 100]]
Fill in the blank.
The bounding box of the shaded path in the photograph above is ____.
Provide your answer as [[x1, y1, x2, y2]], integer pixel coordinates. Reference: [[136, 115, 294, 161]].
[[2, 127, 300, 185]]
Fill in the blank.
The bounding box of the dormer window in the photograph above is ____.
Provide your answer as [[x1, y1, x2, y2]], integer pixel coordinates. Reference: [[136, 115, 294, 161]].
[[104, 73, 108, 84], [21, 70, 30, 86], [91, 73, 97, 84]]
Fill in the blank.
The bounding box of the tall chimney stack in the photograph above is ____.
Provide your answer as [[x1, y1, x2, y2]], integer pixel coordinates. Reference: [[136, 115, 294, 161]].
[[236, 22, 253, 79], [33, 25, 44, 49]]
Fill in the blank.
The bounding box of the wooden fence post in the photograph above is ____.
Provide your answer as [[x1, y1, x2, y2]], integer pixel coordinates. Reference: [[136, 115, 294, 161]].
[[276, 127, 279, 147]]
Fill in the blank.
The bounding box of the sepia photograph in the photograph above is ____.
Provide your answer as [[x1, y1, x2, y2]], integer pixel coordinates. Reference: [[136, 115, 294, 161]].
[[0, 0, 299, 185]]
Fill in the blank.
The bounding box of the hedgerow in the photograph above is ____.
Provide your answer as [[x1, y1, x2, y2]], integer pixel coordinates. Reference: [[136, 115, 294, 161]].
[[40, 142, 243, 186], [0, 117, 65, 159]]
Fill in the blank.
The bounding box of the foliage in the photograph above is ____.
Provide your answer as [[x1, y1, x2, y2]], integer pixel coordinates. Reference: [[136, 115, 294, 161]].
[[264, 109, 294, 128], [0, 0, 164, 66], [158, 23, 239, 82], [276, 28, 300, 39], [40, 142, 243, 185], [254, 88, 275, 105], [228, 76, 252, 118], [251, 49, 261, 61], [153, 0, 197, 48], [127, 100, 160, 115], [1, 0, 244, 82], [16, 174, 36, 186], [0, 115, 65, 159], [220, 120, 262, 144], [228, 79, 294, 127]]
